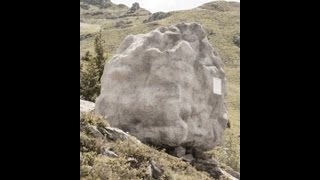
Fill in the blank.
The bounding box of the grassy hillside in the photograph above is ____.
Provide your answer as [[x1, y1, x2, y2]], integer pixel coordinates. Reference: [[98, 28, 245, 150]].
[[81, 112, 236, 179], [80, 0, 240, 174]]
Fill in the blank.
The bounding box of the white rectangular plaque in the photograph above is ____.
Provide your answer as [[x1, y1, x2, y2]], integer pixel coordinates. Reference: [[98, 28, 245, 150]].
[[213, 77, 222, 95]]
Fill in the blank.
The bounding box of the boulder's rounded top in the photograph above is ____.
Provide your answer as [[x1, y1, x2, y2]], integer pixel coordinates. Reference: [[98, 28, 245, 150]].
[[116, 23, 212, 58]]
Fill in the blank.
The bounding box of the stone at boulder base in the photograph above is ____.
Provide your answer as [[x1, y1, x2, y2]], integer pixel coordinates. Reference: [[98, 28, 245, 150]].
[[80, 99, 95, 112]]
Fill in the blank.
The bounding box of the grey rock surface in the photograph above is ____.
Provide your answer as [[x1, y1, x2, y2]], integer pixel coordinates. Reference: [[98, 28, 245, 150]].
[[88, 125, 104, 138], [80, 0, 112, 8], [96, 22, 228, 151], [221, 169, 239, 180], [173, 146, 186, 157], [102, 147, 119, 158], [225, 168, 240, 179], [98, 127, 129, 141], [233, 35, 240, 47], [149, 160, 162, 179], [128, 2, 140, 13], [80, 99, 95, 112], [143, 12, 171, 23]]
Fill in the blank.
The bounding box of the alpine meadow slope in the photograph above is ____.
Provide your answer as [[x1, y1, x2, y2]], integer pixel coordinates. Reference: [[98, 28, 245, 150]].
[[80, 1, 240, 179]]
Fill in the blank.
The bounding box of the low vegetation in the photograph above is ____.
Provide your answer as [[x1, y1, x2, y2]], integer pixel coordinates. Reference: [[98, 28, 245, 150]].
[[80, 112, 218, 180]]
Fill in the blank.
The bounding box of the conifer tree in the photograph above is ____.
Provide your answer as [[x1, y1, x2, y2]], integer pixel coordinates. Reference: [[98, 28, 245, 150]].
[[94, 30, 108, 80], [80, 30, 108, 101]]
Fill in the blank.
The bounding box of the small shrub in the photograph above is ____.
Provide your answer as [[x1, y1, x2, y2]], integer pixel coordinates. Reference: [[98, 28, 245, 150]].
[[210, 133, 240, 172]]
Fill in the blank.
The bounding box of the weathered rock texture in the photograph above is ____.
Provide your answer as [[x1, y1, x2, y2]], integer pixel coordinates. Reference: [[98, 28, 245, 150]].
[[128, 2, 140, 14], [95, 23, 228, 151], [80, 99, 95, 112], [233, 35, 240, 47], [80, 0, 111, 8], [81, 0, 107, 4], [143, 12, 172, 23]]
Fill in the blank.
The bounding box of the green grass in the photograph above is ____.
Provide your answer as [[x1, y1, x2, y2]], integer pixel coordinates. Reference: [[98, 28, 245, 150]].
[[80, 0, 240, 173], [80, 23, 101, 34]]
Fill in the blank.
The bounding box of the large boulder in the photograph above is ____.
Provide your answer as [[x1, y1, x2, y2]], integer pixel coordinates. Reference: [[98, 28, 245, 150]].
[[95, 23, 228, 151]]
